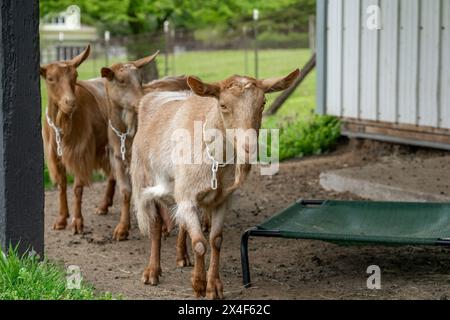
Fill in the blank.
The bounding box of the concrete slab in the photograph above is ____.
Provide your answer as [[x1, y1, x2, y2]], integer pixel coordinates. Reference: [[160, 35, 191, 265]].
[[320, 156, 450, 202]]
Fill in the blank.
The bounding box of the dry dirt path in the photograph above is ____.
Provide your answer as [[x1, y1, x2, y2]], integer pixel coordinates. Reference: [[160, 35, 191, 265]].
[[44, 142, 450, 299]]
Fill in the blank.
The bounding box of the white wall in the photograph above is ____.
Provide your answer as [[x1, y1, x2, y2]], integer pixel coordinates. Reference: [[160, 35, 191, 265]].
[[326, 0, 450, 129]]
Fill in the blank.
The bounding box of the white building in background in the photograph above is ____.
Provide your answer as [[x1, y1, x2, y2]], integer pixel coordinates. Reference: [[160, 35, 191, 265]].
[[316, 0, 450, 150], [40, 5, 98, 63]]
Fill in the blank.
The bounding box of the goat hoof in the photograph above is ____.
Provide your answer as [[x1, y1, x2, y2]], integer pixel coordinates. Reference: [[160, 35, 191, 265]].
[[206, 277, 224, 300], [52, 217, 68, 230], [95, 206, 108, 215], [176, 254, 192, 267], [112, 223, 129, 241], [142, 267, 161, 286], [71, 217, 84, 234], [191, 274, 207, 298]]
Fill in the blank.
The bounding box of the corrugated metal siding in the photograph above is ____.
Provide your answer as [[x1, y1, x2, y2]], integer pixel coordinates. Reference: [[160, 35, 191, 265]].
[[441, 0, 450, 128], [326, 0, 343, 116], [325, 0, 450, 129], [378, 0, 398, 123]]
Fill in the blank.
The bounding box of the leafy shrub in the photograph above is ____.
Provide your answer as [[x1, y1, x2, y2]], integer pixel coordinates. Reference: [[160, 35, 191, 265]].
[[277, 115, 341, 161]]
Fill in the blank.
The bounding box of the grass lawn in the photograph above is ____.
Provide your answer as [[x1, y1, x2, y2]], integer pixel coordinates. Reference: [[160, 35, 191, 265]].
[[0, 246, 116, 300], [42, 48, 339, 187]]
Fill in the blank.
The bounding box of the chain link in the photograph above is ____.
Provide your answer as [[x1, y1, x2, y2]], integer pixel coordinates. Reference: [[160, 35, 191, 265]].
[[109, 120, 130, 161], [203, 120, 233, 190], [45, 109, 63, 157]]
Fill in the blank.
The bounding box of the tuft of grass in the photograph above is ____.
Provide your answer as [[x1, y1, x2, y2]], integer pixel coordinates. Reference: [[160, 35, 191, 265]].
[[0, 245, 116, 300]]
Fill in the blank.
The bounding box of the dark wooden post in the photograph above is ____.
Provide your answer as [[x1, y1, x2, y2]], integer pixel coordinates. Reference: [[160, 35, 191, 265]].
[[0, 0, 43, 255]]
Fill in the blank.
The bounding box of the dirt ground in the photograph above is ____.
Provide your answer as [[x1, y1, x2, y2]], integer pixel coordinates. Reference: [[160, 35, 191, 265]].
[[44, 140, 450, 300]]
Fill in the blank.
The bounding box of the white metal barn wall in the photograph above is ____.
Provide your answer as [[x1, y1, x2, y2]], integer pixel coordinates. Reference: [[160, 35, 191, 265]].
[[320, 0, 450, 147]]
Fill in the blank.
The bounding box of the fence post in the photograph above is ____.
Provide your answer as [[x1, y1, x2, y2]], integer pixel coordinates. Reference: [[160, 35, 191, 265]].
[[104, 30, 110, 67], [164, 21, 170, 76], [170, 26, 176, 76], [0, 0, 44, 255], [253, 9, 259, 79]]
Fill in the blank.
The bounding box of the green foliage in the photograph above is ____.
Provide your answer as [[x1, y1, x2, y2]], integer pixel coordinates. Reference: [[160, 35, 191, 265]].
[[276, 115, 341, 161], [0, 245, 117, 300], [40, 0, 316, 35]]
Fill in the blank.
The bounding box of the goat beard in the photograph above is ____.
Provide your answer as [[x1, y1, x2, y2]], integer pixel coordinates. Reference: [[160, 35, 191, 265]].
[[123, 108, 137, 137], [226, 163, 251, 193], [56, 109, 73, 136]]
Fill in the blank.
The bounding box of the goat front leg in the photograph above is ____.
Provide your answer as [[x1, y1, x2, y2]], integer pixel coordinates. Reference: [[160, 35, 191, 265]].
[[96, 174, 116, 215], [52, 162, 70, 230], [142, 203, 162, 285], [71, 179, 84, 234], [112, 155, 131, 241], [206, 202, 227, 299], [177, 201, 207, 298]]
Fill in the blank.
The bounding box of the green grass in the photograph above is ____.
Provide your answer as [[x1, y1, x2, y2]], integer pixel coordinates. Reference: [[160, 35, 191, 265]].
[[42, 48, 340, 187], [0, 245, 116, 300]]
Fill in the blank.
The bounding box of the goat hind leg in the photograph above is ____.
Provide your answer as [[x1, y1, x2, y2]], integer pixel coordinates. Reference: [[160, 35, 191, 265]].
[[142, 202, 162, 285], [176, 226, 192, 267], [201, 208, 211, 232]]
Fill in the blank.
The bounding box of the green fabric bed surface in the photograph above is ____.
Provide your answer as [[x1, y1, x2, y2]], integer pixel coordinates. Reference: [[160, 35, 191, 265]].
[[258, 201, 450, 245]]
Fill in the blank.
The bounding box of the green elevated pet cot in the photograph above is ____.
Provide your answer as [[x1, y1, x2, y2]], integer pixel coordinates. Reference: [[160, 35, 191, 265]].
[[240, 199, 450, 287]]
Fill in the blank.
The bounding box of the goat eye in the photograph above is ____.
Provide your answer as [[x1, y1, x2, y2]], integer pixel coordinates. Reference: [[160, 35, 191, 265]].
[[47, 77, 54, 82]]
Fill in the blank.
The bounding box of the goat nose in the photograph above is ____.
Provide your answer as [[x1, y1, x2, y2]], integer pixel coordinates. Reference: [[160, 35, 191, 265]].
[[65, 98, 75, 107]]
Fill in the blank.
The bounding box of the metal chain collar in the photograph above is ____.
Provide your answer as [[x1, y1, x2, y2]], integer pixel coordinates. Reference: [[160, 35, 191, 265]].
[[45, 109, 63, 157], [202, 120, 233, 190], [109, 120, 131, 161]]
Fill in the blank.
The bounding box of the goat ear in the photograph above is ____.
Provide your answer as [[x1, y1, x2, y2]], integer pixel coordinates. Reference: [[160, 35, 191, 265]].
[[259, 69, 300, 93], [101, 67, 114, 81], [187, 76, 220, 98], [132, 50, 159, 69], [70, 44, 91, 68], [40, 65, 47, 78]]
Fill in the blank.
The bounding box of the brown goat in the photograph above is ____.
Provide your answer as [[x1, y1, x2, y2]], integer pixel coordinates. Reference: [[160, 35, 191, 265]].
[[131, 69, 299, 298], [41, 45, 116, 234], [100, 52, 189, 240]]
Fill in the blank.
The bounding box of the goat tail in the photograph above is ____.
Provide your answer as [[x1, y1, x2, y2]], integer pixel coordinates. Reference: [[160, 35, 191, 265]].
[[134, 193, 154, 237], [130, 155, 156, 237]]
